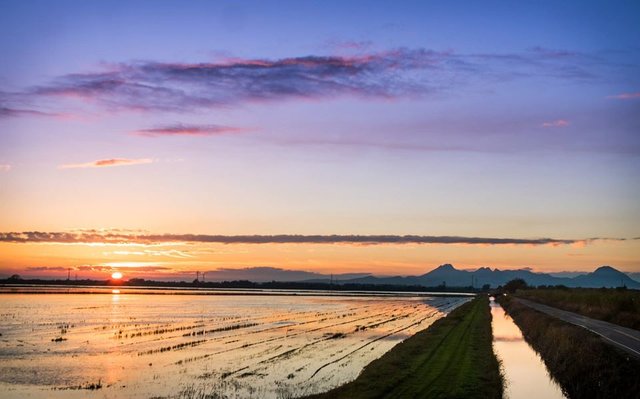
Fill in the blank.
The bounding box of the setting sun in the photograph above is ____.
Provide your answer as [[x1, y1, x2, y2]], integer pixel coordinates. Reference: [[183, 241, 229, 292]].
[[111, 272, 123, 280]]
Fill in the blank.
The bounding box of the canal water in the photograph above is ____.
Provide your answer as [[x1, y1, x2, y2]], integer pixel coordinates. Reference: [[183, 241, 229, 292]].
[[490, 298, 566, 399]]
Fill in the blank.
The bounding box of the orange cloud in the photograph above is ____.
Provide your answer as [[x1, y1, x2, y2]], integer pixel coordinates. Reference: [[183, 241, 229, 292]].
[[59, 158, 153, 169]]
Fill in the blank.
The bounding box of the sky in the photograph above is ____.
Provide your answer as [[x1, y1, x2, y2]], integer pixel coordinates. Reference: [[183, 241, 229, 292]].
[[1, 0, 639, 280]]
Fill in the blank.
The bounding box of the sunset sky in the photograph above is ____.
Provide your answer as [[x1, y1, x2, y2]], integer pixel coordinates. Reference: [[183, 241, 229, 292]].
[[1, 1, 639, 280]]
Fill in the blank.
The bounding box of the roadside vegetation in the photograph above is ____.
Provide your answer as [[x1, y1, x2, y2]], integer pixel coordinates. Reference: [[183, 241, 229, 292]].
[[307, 296, 502, 399], [513, 287, 640, 330], [498, 295, 640, 399]]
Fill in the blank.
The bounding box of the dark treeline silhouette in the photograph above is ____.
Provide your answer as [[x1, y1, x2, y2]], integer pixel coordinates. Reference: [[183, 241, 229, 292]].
[[0, 275, 480, 293]]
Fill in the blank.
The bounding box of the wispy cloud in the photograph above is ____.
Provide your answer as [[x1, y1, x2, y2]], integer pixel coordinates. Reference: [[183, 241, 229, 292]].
[[59, 158, 153, 169], [0, 231, 630, 246], [0, 164, 11, 172], [25, 265, 171, 273], [541, 119, 570, 128], [26, 266, 69, 272], [105, 249, 194, 258], [77, 265, 171, 272], [606, 92, 640, 100], [1, 91, 64, 118], [0, 106, 60, 118], [132, 123, 245, 137], [26, 47, 601, 112], [270, 137, 484, 153], [323, 39, 374, 52], [32, 50, 437, 111]]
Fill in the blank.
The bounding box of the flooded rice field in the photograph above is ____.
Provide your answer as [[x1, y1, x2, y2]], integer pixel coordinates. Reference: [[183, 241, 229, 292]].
[[0, 288, 469, 398]]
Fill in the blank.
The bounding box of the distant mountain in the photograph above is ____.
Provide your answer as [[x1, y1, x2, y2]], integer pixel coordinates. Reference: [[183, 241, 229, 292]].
[[202, 266, 371, 283], [570, 266, 640, 288], [333, 264, 640, 289]]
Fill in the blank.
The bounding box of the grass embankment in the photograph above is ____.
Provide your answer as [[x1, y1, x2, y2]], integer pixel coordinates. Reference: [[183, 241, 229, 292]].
[[499, 295, 640, 399], [308, 296, 502, 399], [516, 288, 640, 330]]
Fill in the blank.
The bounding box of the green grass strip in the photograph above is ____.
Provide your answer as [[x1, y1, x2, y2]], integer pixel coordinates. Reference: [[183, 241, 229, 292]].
[[307, 296, 502, 399]]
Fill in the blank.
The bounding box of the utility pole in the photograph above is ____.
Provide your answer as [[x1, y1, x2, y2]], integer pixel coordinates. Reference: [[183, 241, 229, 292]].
[[67, 268, 71, 281]]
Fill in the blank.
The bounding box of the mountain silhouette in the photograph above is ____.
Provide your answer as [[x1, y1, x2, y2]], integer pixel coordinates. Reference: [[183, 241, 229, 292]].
[[569, 266, 639, 288], [333, 264, 639, 289]]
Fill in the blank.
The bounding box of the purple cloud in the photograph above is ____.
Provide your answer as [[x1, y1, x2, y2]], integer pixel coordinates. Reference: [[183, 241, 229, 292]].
[[28, 47, 602, 112], [33, 51, 436, 111], [132, 123, 245, 137], [1, 90, 65, 118], [0, 106, 59, 118]]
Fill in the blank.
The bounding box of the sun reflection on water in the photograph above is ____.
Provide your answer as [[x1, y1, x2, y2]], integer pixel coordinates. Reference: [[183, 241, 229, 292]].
[[0, 290, 470, 398]]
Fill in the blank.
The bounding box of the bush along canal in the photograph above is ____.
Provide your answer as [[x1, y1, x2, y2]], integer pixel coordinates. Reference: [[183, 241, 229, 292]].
[[498, 295, 640, 399]]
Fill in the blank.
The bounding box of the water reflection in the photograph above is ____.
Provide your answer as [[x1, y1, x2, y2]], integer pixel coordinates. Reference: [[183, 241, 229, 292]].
[[0, 293, 469, 398], [490, 298, 565, 399], [0, 286, 475, 297]]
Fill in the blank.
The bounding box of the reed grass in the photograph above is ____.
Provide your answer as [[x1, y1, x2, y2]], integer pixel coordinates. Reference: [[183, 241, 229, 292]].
[[516, 287, 640, 330], [499, 295, 640, 398]]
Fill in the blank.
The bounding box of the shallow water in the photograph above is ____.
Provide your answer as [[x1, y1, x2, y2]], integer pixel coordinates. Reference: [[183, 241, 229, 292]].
[[0, 289, 469, 398], [490, 298, 566, 399]]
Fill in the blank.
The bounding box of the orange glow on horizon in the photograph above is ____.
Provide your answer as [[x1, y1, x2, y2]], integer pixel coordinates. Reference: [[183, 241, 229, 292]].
[[1, 238, 638, 280], [111, 271, 123, 280]]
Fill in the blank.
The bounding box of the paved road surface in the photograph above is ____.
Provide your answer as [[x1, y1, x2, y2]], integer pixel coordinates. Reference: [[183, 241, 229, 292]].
[[516, 298, 640, 359]]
